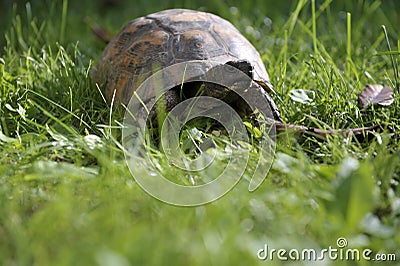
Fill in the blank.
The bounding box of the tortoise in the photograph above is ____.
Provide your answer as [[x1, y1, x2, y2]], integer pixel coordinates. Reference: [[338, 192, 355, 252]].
[[92, 9, 377, 138], [92, 9, 280, 120]]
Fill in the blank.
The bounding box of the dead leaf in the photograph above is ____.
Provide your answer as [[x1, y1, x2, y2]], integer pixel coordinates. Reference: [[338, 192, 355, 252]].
[[289, 89, 315, 105], [358, 84, 394, 108]]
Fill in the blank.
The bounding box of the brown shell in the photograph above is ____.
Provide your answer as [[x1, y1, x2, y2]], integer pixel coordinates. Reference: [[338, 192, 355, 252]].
[[92, 9, 277, 115]]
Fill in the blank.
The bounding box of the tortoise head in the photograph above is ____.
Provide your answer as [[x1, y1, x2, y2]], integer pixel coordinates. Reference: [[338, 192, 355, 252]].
[[225, 60, 254, 80]]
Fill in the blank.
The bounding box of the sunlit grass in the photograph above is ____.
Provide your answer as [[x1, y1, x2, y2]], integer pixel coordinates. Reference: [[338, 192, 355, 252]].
[[0, 0, 399, 265]]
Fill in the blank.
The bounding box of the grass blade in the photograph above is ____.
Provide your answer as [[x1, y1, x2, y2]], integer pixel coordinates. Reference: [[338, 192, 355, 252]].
[[382, 25, 399, 92], [346, 12, 351, 79], [60, 0, 68, 43]]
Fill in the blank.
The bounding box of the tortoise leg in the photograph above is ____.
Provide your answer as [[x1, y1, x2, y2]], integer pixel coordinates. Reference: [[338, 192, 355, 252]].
[[164, 89, 180, 112], [137, 89, 180, 129]]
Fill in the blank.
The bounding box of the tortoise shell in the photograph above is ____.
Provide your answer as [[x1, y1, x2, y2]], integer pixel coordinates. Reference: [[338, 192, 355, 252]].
[[92, 8, 280, 120]]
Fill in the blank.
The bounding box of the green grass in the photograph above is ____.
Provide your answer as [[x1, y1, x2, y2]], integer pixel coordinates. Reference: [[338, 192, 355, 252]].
[[1, 0, 399, 265]]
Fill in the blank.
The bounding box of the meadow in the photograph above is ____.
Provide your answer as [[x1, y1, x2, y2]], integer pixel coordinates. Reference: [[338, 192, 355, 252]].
[[0, 0, 399, 265]]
